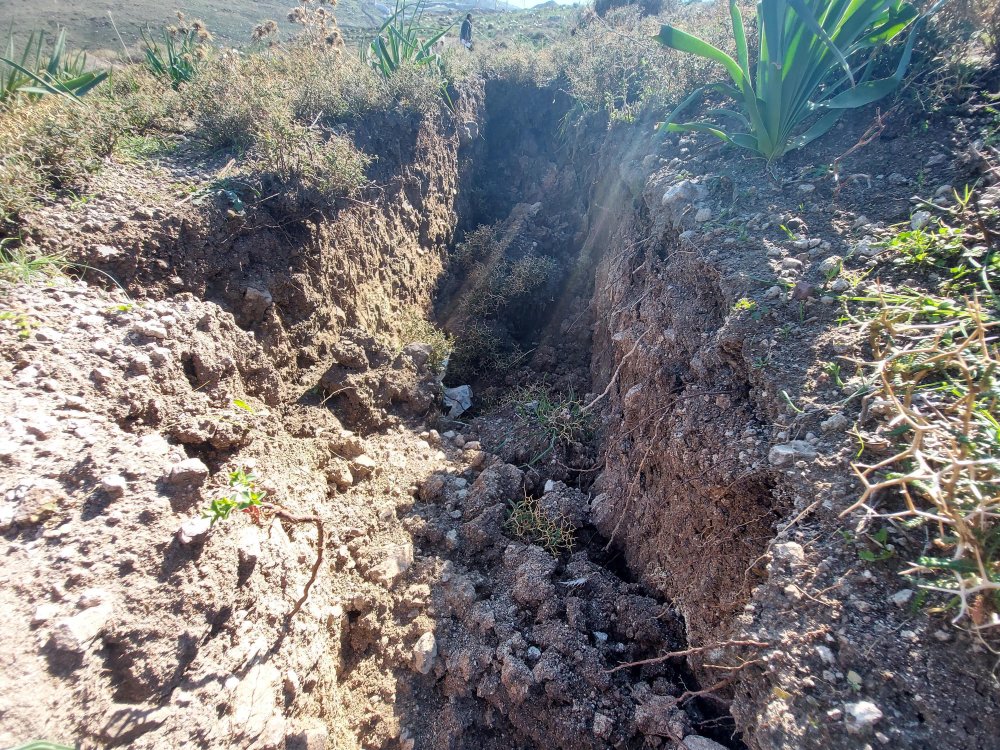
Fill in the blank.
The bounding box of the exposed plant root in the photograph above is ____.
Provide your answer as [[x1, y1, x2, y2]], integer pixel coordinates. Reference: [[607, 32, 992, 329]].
[[263, 503, 325, 618], [605, 639, 769, 674]]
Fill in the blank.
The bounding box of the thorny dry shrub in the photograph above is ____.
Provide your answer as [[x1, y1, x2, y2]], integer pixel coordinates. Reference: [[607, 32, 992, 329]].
[[444, 220, 558, 383], [287, 0, 345, 51], [843, 186, 1000, 631], [846, 293, 999, 629], [505, 491, 576, 556], [294, 54, 443, 125], [177, 49, 390, 195]]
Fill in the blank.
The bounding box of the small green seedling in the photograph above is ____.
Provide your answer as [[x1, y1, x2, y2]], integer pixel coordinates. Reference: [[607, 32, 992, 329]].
[[822, 362, 844, 388], [203, 469, 266, 525], [858, 527, 894, 562], [232, 399, 255, 414], [0, 310, 34, 339]]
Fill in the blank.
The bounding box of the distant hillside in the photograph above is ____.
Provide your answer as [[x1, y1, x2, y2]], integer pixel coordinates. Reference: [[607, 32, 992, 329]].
[[0, 0, 523, 54]]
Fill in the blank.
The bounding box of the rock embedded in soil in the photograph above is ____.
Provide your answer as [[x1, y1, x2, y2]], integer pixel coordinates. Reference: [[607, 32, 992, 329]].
[[165, 457, 210, 486], [845, 700, 883, 734], [100, 474, 127, 497], [177, 516, 212, 544], [681, 737, 729, 750], [768, 440, 818, 467], [412, 632, 437, 674], [369, 543, 414, 586]]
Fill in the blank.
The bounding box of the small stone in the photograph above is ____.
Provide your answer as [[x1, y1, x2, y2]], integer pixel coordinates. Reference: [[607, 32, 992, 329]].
[[413, 632, 437, 674], [419, 474, 446, 501], [134, 322, 168, 340], [369, 543, 414, 587], [34, 327, 63, 343], [768, 441, 817, 466], [101, 475, 127, 498], [820, 414, 849, 432], [830, 278, 851, 293], [328, 463, 353, 491], [790, 280, 813, 300], [694, 207, 712, 223], [177, 516, 212, 544], [910, 210, 932, 230], [852, 215, 870, 229], [49, 601, 114, 658], [890, 588, 913, 607], [77, 588, 112, 609], [166, 458, 209, 486], [32, 603, 61, 626], [827, 708, 843, 721], [816, 645, 835, 664], [681, 737, 728, 750], [286, 726, 329, 750], [26, 416, 59, 440], [772, 542, 805, 566], [798, 183, 816, 193], [845, 701, 883, 734], [350, 454, 377, 478], [593, 712, 613, 740], [781, 257, 803, 270], [818, 256, 842, 275], [238, 527, 262, 570]]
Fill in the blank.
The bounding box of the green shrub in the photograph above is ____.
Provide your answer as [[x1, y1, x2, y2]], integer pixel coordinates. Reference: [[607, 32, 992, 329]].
[[657, 0, 940, 162]]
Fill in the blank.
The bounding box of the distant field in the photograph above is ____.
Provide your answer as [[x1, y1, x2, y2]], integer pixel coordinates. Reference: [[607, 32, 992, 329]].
[[0, 0, 567, 56]]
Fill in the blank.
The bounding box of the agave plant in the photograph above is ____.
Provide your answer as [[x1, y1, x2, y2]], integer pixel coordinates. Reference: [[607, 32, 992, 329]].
[[656, 0, 942, 162], [141, 16, 211, 89], [1, 28, 108, 104], [363, 0, 451, 79]]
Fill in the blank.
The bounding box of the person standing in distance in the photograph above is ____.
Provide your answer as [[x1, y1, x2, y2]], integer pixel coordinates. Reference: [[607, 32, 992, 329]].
[[460, 13, 473, 50]]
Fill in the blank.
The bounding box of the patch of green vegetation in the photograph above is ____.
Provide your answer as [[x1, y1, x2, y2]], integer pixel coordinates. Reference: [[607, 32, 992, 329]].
[[141, 14, 213, 89], [1, 27, 107, 105], [0, 310, 36, 339], [363, 0, 450, 98], [115, 133, 175, 161], [505, 384, 593, 467], [203, 468, 266, 525], [398, 314, 454, 375], [0, 240, 68, 283], [843, 187, 1000, 629]]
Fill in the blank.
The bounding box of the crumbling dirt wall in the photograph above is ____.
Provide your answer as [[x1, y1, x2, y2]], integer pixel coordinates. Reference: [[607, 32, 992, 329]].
[[30, 81, 486, 399], [587, 167, 784, 650]]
